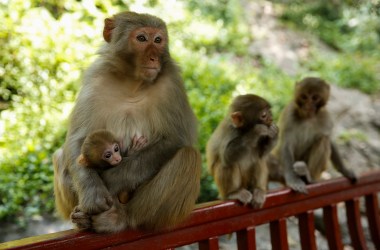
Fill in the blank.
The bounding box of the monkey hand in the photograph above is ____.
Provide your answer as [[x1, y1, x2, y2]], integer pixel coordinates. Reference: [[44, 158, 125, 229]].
[[71, 206, 92, 230], [293, 161, 313, 184], [253, 124, 269, 136], [80, 186, 113, 215], [251, 188, 266, 209], [127, 135, 148, 155], [268, 124, 279, 138]]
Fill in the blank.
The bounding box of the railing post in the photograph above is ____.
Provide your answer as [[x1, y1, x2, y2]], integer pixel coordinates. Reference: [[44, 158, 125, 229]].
[[199, 236, 219, 250], [237, 226, 256, 250], [270, 218, 289, 250], [345, 198, 368, 250], [297, 210, 317, 250], [365, 193, 380, 249], [323, 204, 343, 250]]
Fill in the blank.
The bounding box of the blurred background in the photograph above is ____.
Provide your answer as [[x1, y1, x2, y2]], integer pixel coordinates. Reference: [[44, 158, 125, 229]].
[[0, 0, 379, 243]]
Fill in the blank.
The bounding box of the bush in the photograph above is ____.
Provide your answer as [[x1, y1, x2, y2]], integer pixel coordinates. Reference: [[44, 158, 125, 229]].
[[0, 0, 106, 223]]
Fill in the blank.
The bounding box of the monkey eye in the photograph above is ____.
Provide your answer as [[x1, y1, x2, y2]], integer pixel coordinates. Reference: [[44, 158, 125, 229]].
[[301, 94, 308, 100], [114, 144, 119, 152], [136, 35, 147, 42], [154, 37, 162, 43], [312, 95, 320, 101], [261, 111, 267, 119], [104, 151, 112, 159]]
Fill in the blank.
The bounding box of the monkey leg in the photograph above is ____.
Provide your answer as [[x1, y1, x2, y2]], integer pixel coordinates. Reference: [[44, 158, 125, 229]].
[[250, 160, 268, 209], [90, 146, 202, 232], [267, 154, 285, 183], [307, 136, 331, 180], [215, 163, 253, 205]]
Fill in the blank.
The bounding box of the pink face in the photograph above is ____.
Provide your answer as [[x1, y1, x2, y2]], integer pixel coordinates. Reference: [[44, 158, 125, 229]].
[[129, 27, 168, 81], [102, 143, 122, 166]]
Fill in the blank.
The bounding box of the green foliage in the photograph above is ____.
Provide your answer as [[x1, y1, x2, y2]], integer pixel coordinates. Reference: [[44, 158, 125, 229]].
[[337, 129, 368, 144], [280, 0, 380, 53], [0, 0, 112, 222], [277, 0, 380, 93], [306, 51, 380, 94], [182, 0, 251, 55]]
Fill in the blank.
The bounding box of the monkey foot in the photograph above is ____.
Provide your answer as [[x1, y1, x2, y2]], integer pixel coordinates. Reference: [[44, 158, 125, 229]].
[[228, 189, 253, 205], [71, 206, 92, 229], [288, 179, 308, 194], [251, 188, 266, 209]]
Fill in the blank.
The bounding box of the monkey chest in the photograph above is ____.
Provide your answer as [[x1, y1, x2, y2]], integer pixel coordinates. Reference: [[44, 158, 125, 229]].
[[235, 151, 260, 173], [291, 121, 331, 155]]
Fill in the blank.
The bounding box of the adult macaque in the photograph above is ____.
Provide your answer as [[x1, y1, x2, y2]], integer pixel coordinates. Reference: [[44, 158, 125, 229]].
[[53, 11, 201, 233], [206, 94, 278, 208], [269, 77, 357, 194]]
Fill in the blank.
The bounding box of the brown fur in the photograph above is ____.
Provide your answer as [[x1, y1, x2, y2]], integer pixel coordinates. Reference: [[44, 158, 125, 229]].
[[53, 11, 201, 232], [206, 94, 278, 208], [269, 77, 357, 193], [77, 130, 121, 168]]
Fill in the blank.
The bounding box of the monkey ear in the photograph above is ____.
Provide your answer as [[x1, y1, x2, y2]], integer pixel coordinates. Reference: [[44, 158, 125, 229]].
[[231, 111, 244, 128], [77, 154, 88, 167], [103, 18, 115, 43]]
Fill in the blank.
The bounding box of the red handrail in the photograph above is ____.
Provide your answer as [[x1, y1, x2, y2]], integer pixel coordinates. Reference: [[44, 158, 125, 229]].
[[1, 170, 379, 250]]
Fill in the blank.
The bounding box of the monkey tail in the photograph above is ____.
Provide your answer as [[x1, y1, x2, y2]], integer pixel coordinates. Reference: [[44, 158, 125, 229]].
[[125, 146, 202, 231]]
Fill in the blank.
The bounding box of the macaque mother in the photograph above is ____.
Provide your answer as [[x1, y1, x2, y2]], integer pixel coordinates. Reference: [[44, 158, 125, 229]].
[[53, 11, 201, 233]]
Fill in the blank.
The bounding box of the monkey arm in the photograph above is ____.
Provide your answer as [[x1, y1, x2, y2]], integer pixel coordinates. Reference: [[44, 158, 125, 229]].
[[330, 142, 357, 182], [70, 160, 113, 214], [223, 137, 246, 167], [256, 124, 278, 157], [281, 141, 308, 194], [102, 135, 181, 195]]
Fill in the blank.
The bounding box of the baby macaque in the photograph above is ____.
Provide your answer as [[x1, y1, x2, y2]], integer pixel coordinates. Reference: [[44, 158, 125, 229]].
[[77, 129, 147, 203], [77, 130, 122, 169], [77, 130, 147, 170], [207, 94, 278, 208]]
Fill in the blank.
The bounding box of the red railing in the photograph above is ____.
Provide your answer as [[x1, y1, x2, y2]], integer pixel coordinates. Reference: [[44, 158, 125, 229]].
[[1, 170, 379, 250]]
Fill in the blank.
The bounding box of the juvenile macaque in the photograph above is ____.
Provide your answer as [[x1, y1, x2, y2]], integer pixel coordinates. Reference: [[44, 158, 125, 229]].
[[206, 94, 278, 208], [269, 77, 357, 194], [53, 11, 201, 233]]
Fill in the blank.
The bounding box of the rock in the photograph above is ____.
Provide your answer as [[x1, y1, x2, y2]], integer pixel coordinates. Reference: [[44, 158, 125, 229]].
[[328, 85, 380, 173]]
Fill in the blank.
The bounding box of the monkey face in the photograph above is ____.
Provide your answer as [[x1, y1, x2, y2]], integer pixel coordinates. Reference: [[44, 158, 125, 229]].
[[102, 143, 122, 166], [230, 94, 273, 129], [258, 108, 273, 126], [295, 77, 330, 118], [129, 27, 168, 81]]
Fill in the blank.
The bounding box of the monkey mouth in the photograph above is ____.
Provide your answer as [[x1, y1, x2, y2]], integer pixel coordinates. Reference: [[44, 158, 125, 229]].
[[142, 67, 160, 80], [143, 67, 160, 72]]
